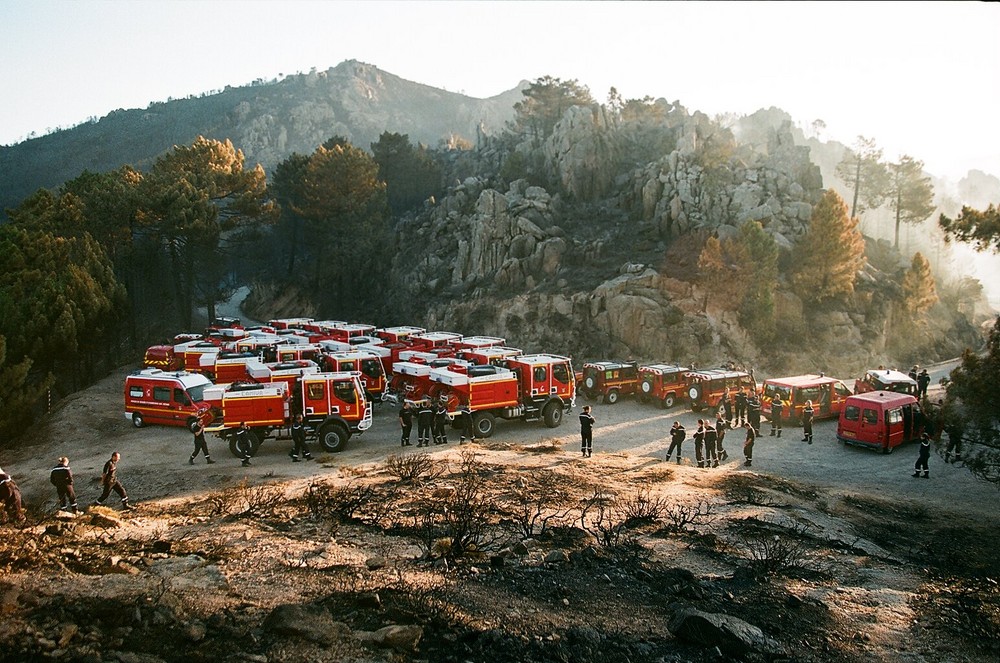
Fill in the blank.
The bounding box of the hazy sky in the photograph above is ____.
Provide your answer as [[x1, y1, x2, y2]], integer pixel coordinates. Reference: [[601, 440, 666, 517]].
[[1, 0, 998, 182]]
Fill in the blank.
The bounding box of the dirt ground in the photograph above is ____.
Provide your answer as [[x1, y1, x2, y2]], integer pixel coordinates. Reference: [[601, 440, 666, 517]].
[[1, 366, 999, 662]]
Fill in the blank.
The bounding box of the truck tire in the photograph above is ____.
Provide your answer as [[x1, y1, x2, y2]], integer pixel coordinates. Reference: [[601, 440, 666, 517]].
[[662, 394, 676, 409], [228, 430, 259, 458], [605, 389, 620, 405], [687, 384, 702, 402], [473, 412, 495, 438], [318, 423, 349, 452], [640, 381, 652, 395], [542, 401, 563, 428], [584, 376, 596, 391], [131, 412, 144, 428]]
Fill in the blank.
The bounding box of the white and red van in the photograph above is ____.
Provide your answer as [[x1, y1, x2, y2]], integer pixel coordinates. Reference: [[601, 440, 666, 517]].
[[124, 369, 213, 431], [837, 391, 924, 453]]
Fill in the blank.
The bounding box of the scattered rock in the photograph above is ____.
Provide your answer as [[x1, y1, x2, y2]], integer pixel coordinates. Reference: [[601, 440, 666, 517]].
[[263, 603, 350, 645], [184, 620, 207, 643], [355, 624, 423, 651], [544, 549, 569, 564], [355, 592, 382, 609], [90, 512, 123, 529], [365, 556, 386, 571]]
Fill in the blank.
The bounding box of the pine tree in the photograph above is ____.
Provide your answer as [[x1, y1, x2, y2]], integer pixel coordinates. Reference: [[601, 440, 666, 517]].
[[734, 221, 779, 343], [791, 189, 866, 303], [696, 235, 739, 311], [834, 136, 890, 219], [888, 155, 935, 249], [901, 252, 938, 317], [939, 203, 1000, 254]]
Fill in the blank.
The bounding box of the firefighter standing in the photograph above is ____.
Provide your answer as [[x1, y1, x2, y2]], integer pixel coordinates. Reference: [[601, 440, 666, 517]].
[[433, 400, 450, 445], [235, 423, 253, 467], [666, 421, 685, 464], [416, 400, 434, 447], [913, 432, 931, 478], [693, 420, 706, 468], [579, 405, 595, 457], [458, 400, 475, 444], [944, 414, 964, 464], [0, 467, 24, 522], [705, 419, 719, 468], [398, 401, 413, 446], [734, 389, 748, 426], [97, 452, 133, 510], [769, 394, 783, 437], [917, 369, 931, 400], [715, 413, 729, 461], [190, 422, 215, 465], [290, 414, 312, 461], [50, 457, 78, 514], [801, 400, 815, 444], [747, 393, 762, 434], [721, 388, 734, 425], [743, 423, 756, 467]]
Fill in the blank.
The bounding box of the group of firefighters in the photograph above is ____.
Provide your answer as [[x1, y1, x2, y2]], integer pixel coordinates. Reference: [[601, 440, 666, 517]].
[[398, 398, 476, 448], [0, 452, 132, 523], [581, 386, 819, 470]]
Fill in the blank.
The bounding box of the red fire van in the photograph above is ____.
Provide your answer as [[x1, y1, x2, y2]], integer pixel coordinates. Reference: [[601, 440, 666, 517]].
[[837, 391, 924, 453]]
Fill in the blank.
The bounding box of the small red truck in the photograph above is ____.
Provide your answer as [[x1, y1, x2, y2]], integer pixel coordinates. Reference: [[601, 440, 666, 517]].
[[124, 369, 214, 431], [637, 363, 690, 408], [579, 361, 640, 404], [837, 391, 924, 453]]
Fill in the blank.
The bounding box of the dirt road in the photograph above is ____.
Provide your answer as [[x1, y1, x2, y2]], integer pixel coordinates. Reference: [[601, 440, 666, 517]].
[[4, 367, 995, 521]]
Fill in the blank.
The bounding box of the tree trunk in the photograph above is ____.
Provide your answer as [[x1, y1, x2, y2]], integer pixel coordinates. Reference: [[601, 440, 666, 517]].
[[850, 158, 861, 219]]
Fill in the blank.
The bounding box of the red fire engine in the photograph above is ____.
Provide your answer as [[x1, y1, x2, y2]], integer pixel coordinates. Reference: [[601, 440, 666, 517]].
[[246, 359, 320, 393], [374, 326, 426, 344], [456, 346, 524, 367], [204, 371, 372, 455], [638, 363, 691, 408], [426, 354, 575, 437], [451, 336, 506, 351], [268, 317, 316, 331], [321, 350, 388, 402], [197, 351, 259, 383]]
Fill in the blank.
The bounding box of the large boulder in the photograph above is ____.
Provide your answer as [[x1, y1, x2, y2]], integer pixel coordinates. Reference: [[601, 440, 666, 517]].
[[263, 603, 350, 645], [669, 605, 784, 658]]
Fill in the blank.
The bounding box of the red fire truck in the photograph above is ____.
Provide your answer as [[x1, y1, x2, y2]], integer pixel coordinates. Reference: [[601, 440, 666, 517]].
[[204, 371, 372, 454], [637, 363, 690, 408], [579, 361, 640, 404], [426, 354, 575, 437], [320, 349, 388, 402], [268, 317, 316, 331], [456, 346, 524, 367], [451, 336, 506, 351], [125, 369, 214, 431], [374, 326, 426, 344], [388, 356, 470, 404], [246, 359, 320, 393]]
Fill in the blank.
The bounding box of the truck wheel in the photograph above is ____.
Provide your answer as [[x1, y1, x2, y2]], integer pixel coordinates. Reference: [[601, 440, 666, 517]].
[[543, 402, 563, 428], [662, 394, 676, 409], [606, 389, 620, 405], [473, 412, 495, 438], [318, 423, 349, 452], [131, 412, 145, 428], [640, 381, 652, 395], [687, 385, 702, 402], [584, 376, 595, 391]]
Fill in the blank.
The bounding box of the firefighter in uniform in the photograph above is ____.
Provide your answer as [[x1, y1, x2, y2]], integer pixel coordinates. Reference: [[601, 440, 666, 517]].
[[433, 400, 450, 445], [50, 457, 78, 514], [913, 432, 931, 478], [801, 400, 815, 444], [416, 400, 434, 447], [734, 388, 748, 426], [290, 414, 312, 461], [458, 400, 475, 444], [190, 422, 215, 465], [693, 420, 706, 468], [97, 452, 133, 510], [579, 405, 595, 457], [235, 423, 253, 467], [666, 421, 685, 464], [743, 423, 756, 467], [705, 419, 719, 468], [721, 388, 734, 425], [769, 394, 784, 437], [747, 393, 762, 435], [398, 401, 413, 446], [0, 468, 24, 522], [715, 413, 729, 461]]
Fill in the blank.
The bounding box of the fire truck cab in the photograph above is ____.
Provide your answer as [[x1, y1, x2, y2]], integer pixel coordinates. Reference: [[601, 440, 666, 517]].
[[125, 369, 213, 431], [638, 363, 690, 408], [321, 350, 388, 402], [457, 346, 523, 367], [580, 361, 639, 404]]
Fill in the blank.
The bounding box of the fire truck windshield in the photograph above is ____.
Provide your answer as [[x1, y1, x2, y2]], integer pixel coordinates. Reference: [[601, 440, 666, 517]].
[[187, 385, 208, 403]]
